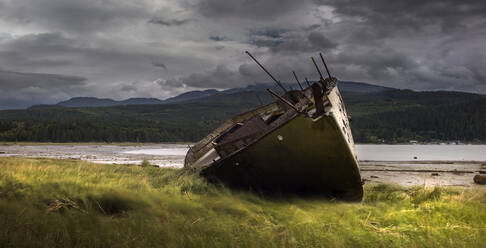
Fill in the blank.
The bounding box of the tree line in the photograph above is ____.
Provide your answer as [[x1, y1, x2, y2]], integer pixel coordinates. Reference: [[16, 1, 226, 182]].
[[0, 93, 485, 143]]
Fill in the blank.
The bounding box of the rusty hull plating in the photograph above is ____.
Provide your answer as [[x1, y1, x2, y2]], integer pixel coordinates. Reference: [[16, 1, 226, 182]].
[[184, 54, 363, 201]]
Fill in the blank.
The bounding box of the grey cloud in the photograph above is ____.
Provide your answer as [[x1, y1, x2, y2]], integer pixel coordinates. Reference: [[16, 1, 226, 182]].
[[0, 0, 485, 109], [303, 24, 321, 32], [209, 36, 230, 42], [251, 39, 283, 48], [238, 63, 262, 78], [148, 18, 191, 26], [249, 28, 289, 39], [264, 31, 337, 54], [197, 0, 310, 20], [9, 32, 73, 49], [315, 0, 486, 34], [121, 84, 137, 92], [0, 0, 148, 33], [0, 70, 86, 89], [0, 30, 205, 108], [0, 32, 175, 81], [326, 45, 486, 92], [302, 0, 486, 91], [0, 33, 77, 69], [334, 48, 417, 72], [174, 60, 304, 90], [248, 28, 287, 48], [155, 78, 185, 88], [0, 70, 88, 109], [182, 65, 243, 88], [152, 61, 167, 70], [307, 32, 337, 50], [173, 65, 261, 89]]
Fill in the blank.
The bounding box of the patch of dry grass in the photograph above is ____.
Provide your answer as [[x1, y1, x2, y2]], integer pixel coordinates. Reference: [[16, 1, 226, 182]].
[[1, 157, 485, 247]]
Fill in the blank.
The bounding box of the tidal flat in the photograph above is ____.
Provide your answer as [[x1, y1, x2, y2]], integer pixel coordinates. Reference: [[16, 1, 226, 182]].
[[1, 143, 485, 187]]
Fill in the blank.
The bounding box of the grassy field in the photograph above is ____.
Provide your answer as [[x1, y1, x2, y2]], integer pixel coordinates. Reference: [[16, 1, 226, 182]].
[[1, 157, 485, 247], [0, 142, 191, 146]]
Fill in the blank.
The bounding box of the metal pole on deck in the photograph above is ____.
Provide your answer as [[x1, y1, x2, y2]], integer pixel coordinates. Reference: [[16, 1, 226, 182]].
[[319, 53, 332, 79], [311, 57, 324, 80], [266, 89, 300, 112], [293, 71, 304, 90]]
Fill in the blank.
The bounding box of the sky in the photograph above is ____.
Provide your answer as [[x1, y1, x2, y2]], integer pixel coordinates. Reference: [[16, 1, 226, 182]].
[[0, 0, 485, 109]]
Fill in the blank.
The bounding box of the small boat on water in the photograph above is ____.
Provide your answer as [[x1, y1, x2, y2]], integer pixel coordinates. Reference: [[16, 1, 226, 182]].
[[184, 52, 363, 201]]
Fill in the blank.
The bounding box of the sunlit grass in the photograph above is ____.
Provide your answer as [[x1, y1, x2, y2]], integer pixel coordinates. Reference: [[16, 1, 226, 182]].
[[1, 157, 485, 247], [0, 142, 190, 146]]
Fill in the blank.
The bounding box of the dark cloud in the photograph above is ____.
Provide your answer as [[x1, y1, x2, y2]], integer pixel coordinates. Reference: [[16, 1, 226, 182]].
[[307, 32, 337, 50], [148, 17, 191, 26], [251, 39, 283, 48], [209, 36, 230, 42], [333, 48, 417, 73], [0, 0, 148, 33], [248, 28, 289, 48], [0, 70, 88, 109], [174, 59, 309, 90], [0, 70, 86, 89], [161, 62, 283, 90], [308, 0, 486, 91], [152, 61, 167, 70], [120, 84, 137, 92], [315, 0, 486, 34], [0, 33, 76, 69], [0, 0, 485, 109], [180, 65, 246, 88], [0, 32, 178, 82], [249, 28, 289, 39], [238, 63, 259, 77], [155, 78, 185, 88], [197, 0, 310, 20], [259, 31, 337, 54]]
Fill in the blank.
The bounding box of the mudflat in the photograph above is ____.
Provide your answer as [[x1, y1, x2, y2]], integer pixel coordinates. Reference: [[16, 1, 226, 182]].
[[1, 143, 485, 187]]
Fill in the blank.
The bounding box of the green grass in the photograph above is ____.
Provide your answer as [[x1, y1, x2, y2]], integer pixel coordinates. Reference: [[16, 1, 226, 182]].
[[1, 157, 485, 247], [0, 142, 191, 146]]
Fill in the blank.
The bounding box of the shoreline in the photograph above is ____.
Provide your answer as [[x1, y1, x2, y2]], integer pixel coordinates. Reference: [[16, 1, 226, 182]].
[[2, 141, 486, 146], [1, 143, 485, 187]]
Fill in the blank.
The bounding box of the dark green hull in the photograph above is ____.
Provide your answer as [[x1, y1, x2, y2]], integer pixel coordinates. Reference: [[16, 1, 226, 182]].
[[185, 82, 363, 201], [201, 112, 363, 200]]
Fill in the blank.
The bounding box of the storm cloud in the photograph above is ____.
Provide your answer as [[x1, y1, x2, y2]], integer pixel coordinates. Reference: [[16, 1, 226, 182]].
[[0, 0, 485, 109], [0, 70, 88, 109], [149, 18, 191, 27]]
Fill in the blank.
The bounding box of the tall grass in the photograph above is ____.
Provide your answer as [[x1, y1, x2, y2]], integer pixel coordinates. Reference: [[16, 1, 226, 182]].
[[1, 157, 485, 247]]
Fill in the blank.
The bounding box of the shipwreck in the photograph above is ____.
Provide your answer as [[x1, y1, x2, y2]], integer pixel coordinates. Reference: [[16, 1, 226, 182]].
[[184, 52, 363, 201]]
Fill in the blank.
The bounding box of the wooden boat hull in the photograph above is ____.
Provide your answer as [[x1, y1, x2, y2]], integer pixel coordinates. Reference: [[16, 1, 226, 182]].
[[201, 108, 363, 200], [186, 85, 363, 201]]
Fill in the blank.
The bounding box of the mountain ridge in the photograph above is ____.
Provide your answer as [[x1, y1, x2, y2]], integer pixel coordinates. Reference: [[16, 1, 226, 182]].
[[33, 81, 394, 108], [2, 81, 485, 143]]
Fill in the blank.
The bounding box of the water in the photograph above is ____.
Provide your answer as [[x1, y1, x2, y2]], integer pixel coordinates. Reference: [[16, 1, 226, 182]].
[[2, 144, 485, 186], [1, 144, 485, 169], [356, 144, 486, 161], [119, 144, 486, 162], [123, 148, 188, 156]]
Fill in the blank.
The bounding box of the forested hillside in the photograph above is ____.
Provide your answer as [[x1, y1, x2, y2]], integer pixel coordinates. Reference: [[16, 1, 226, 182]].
[[0, 100, 258, 142], [351, 97, 486, 143], [0, 83, 485, 143]]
